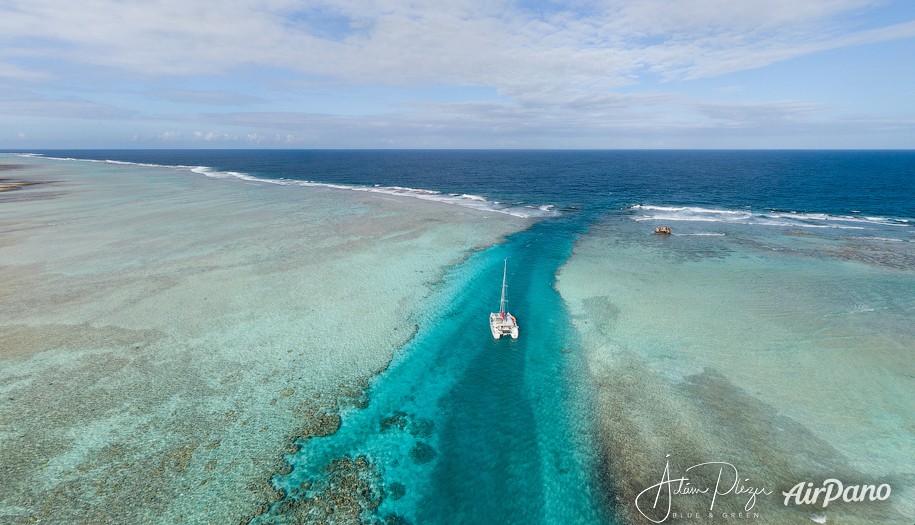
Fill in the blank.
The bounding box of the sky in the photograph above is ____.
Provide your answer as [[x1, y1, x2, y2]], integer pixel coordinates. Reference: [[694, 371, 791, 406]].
[[1, 0, 914, 149]]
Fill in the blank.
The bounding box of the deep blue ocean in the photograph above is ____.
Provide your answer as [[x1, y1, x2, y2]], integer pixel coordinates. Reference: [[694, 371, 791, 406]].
[[10, 149, 914, 524], [18, 149, 915, 219]]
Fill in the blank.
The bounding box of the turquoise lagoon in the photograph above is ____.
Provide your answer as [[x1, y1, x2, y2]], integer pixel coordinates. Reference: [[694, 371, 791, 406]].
[[0, 154, 528, 524], [0, 150, 912, 524]]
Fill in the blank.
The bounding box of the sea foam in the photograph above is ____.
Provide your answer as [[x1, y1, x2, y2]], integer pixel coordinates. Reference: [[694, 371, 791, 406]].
[[20, 154, 560, 219], [631, 204, 912, 231]]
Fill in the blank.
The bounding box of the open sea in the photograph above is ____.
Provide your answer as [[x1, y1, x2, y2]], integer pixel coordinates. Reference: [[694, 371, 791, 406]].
[[5, 150, 914, 524]]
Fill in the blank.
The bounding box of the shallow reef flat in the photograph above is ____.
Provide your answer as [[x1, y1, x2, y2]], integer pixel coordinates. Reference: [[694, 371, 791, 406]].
[[0, 155, 529, 524], [0, 163, 59, 203], [556, 217, 914, 525]]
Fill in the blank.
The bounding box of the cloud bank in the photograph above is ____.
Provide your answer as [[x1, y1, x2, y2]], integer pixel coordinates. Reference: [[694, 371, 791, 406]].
[[1, 0, 913, 147]]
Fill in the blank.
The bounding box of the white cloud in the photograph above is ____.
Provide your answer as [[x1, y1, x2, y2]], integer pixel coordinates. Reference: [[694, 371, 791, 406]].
[[183, 90, 910, 148], [0, 62, 51, 81], [0, 97, 136, 119], [191, 130, 237, 142], [0, 0, 910, 94], [152, 89, 264, 106], [1, 1, 912, 147]]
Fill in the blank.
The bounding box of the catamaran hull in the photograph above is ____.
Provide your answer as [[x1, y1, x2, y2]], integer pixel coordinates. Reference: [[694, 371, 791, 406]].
[[490, 259, 519, 340], [490, 313, 519, 340]]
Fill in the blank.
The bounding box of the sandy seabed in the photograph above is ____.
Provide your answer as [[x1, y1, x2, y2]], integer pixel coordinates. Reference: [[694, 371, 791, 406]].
[[0, 156, 528, 524], [556, 216, 915, 525]]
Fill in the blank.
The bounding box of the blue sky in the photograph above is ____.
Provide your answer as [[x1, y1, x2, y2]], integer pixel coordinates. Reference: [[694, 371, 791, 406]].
[[1, 0, 914, 148]]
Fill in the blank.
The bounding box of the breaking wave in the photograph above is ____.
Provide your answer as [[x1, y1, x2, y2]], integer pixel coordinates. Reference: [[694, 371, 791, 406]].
[[630, 204, 912, 231], [19, 153, 560, 219]]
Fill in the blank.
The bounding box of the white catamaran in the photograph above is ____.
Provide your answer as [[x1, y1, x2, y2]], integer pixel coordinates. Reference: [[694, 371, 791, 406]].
[[490, 258, 519, 340]]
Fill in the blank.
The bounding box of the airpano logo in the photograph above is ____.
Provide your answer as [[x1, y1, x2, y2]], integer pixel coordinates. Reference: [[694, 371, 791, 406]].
[[781, 479, 891, 508], [633, 455, 893, 523]]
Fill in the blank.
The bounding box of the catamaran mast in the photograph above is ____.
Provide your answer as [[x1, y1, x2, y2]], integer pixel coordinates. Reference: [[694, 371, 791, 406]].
[[499, 258, 508, 315]]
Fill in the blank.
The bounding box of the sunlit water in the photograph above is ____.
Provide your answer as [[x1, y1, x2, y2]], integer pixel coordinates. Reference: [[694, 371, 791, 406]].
[[3, 150, 912, 524], [255, 214, 612, 524]]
